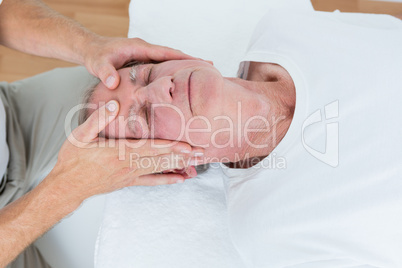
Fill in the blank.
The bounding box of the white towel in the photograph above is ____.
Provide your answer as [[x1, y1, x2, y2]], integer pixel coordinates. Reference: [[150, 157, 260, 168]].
[[95, 164, 245, 268]]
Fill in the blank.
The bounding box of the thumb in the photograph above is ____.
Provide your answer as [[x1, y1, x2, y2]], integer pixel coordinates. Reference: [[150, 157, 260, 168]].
[[99, 65, 120, 89], [73, 100, 120, 143]]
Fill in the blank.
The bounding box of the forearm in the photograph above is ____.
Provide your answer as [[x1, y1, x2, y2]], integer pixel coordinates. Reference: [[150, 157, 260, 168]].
[[0, 0, 100, 65], [0, 169, 83, 267]]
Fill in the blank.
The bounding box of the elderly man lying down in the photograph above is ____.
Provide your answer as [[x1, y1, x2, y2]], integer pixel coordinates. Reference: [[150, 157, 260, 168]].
[[86, 9, 402, 268]]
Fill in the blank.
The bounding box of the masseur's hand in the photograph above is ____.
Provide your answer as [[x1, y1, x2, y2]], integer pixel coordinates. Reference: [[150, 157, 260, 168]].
[[84, 37, 198, 89], [0, 101, 202, 268], [51, 100, 201, 202]]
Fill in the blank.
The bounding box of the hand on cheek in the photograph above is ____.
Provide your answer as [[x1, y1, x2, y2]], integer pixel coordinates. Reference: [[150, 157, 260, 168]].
[[53, 100, 205, 201]]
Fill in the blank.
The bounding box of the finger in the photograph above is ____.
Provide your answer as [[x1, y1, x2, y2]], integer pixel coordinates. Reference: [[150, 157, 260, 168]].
[[120, 139, 203, 157], [73, 100, 120, 142], [135, 173, 187, 186], [98, 64, 121, 90], [130, 154, 198, 177], [148, 46, 212, 64], [146, 45, 198, 62], [182, 166, 197, 179], [168, 166, 197, 180]]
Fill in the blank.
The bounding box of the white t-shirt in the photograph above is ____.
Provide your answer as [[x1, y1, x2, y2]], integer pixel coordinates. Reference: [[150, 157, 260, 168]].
[[222, 10, 402, 267]]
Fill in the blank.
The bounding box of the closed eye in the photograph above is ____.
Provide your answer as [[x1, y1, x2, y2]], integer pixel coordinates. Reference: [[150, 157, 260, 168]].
[[128, 63, 153, 85], [128, 104, 150, 138]]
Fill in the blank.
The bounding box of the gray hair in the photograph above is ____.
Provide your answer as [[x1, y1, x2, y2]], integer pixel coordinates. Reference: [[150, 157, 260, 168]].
[[78, 77, 100, 125]]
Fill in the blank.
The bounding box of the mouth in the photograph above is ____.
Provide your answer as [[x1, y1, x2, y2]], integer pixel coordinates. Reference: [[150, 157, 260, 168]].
[[188, 71, 193, 115]]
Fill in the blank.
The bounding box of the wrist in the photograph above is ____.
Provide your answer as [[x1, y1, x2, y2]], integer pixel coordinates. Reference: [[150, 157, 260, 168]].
[[82, 34, 107, 71], [41, 166, 86, 214]]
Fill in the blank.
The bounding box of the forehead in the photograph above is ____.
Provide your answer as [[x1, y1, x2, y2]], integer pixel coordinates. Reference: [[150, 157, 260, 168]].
[[91, 60, 206, 104], [88, 63, 155, 138], [91, 67, 133, 105]]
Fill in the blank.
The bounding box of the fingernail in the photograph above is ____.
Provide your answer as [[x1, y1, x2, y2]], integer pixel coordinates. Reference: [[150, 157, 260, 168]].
[[106, 76, 115, 88], [106, 100, 117, 112], [176, 179, 184, 184], [181, 149, 191, 154]]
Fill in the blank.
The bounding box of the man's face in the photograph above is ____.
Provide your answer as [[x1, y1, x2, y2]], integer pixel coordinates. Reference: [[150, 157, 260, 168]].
[[90, 60, 263, 150]]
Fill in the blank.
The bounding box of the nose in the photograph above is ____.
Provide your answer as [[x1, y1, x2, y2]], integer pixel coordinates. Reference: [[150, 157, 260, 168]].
[[128, 76, 175, 117], [145, 76, 174, 104]]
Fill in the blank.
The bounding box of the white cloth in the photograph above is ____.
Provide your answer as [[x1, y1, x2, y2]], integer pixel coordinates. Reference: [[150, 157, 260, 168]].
[[0, 98, 9, 187], [127, 0, 313, 77], [223, 10, 402, 268], [95, 164, 245, 268]]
